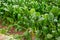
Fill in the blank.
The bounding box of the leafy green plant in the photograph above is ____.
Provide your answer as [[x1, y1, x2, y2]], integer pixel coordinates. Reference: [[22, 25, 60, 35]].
[[0, 0, 60, 40]]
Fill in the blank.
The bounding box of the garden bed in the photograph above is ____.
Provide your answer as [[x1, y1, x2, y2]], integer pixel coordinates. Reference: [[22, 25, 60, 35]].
[[0, 0, 60, 40]]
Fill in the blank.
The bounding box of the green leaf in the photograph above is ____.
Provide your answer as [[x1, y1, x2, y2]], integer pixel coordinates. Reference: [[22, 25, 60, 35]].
[[47, 34, 53, 39]]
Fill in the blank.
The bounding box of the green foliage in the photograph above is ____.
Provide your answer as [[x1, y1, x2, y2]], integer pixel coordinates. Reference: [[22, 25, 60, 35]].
[[0, 0, 60, 40]]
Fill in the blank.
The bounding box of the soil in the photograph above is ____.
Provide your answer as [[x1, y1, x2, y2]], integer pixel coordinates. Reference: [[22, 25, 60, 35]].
[[0, 21, 35, 40]]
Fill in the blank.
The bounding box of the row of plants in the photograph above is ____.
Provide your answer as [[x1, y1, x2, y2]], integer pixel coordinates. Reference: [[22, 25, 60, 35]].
[[0, 0, 60, 40]]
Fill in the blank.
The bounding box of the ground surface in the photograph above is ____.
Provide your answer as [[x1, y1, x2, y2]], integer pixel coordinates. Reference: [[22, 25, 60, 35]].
[[0, 34, 16, 40], [0, 21, 34, 40]]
